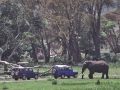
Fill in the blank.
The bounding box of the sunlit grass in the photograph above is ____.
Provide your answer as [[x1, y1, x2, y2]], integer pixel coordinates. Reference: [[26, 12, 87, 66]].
[[0, 78, 120, 90]]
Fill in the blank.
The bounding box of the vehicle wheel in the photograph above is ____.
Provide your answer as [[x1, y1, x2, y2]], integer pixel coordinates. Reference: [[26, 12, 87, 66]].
[[54, 75, 58, 79], [67, 76, 70, 78], [22, 75, 26, 80], [27, 78, 30, 80], [15, 78, 18, 80], [11, 71, 14, 76], [52, 69, 56, 74], [15, 71, 19, 76], [34, 75, 38, 79], [73, 74, 78, 78], [61, 74, 65, 79]]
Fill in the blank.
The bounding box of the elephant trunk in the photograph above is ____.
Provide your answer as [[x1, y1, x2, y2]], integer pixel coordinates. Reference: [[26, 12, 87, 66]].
[[81, 66, 86, 79]]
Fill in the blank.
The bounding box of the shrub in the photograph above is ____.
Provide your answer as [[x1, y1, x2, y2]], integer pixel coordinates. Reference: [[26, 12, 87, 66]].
[[47, 78, 55, 81], [2, 86, 9, 90], [95, 79, 100, 85], [52, 80, 57, 85]]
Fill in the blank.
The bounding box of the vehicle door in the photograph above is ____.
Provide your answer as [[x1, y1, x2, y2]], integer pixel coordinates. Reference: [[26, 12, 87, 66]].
[[64, 67, 73, 76], [28, 68, 34, 77]]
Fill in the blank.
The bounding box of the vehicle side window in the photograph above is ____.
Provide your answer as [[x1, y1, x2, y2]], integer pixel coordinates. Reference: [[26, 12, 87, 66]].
[[25, 68, 28, 71], [68, 67, 72, 70], [64, 67, 69, 70], [19, 69, 22, 71], [60, 67, 64, 70], [29, 68, 33, 72]]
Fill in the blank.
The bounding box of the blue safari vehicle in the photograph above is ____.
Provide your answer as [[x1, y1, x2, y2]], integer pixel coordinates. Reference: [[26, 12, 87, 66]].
[[11, 67, 39, 80], [52, 65, 78, 79]]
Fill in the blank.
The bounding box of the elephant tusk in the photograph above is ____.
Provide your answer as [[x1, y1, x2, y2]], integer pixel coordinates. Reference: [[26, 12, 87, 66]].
[[82, 73, 84, 75], [80, 73, 84, 75]]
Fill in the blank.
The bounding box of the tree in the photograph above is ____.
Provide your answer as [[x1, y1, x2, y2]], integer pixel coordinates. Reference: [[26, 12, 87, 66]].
[[16, 0, 55, 63], [83, 0, 114, 59], [0, 0, 34, 64], [102, 9, 120, 54], [44, 0, 85, 62], [0, 0, 23, 62]]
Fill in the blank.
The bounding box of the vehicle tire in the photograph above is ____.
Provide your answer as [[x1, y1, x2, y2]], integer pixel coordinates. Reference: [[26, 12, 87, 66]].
[[15, 78, 18, 80], [54, 75, 58, 79], [11, 71, 14, 76], [22, 75, 26, 80], [61, 74, 65, 79], [34, 75, 38, 79], [67, 76, 70, 78], [15, 71, 19, 76], [27, 78, 30, 80], [73, 74, 78, 78], [52, 69, 56, 74]]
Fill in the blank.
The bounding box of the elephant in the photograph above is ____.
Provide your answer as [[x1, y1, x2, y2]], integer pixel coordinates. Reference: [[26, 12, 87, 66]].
[[81, 60, 109, 79]]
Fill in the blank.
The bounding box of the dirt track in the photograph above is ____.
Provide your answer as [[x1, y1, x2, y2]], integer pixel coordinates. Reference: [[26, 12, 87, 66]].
[[0, 74, 120, 83], [0, 78, 47, 83]]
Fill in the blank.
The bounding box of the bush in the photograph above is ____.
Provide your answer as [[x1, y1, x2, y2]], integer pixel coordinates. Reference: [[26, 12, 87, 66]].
[[52, 80, 57, 85], [2, 86, 9, 90], [47, 78, 55, 81], [95, 79, 100, 85], [100, 53, 118, 63]]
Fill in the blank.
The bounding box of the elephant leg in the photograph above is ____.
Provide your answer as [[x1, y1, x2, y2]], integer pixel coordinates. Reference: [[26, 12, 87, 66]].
[[88, 74, 93, 79], [101, 73, 105, 79], [82, 74, 84, 79], [89, 70, 94, 79], [106, 72, 109, 79]]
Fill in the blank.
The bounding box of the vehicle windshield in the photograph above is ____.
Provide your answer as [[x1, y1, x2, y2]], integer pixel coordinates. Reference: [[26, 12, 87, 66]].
[[52, 65, 72, 70]]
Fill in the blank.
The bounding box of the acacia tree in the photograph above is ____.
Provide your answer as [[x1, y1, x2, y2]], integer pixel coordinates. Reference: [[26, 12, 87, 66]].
[[102, 8, 120, 54], [0, 0, 35, 62], [0, 0, 32, 71], [0, 1, 23, 62], [16, 0, 58, 63], [83, 0, 114, 59], [44, 0, 85, 62]]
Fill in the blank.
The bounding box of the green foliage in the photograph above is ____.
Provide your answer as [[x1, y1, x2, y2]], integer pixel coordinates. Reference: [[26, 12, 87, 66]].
[[0, 0, 20, 19], [100, 53, 118, 62], [96, 79, 100, 85], [100, 31, 107, 37], [52, 80, 57, 85], [2, 86, 9, 90], [47, 78, 55, 81], [101, 17, 116, 37], [2, 83, 9, 90], [22, 32, 33, 40]]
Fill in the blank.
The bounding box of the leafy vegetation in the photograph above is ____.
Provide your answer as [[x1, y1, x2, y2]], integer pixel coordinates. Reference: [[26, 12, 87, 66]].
[[0, 0, 117, 64], [0, 0, 120, 89]]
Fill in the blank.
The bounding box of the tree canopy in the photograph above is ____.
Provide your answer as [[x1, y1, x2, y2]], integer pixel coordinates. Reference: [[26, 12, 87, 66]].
[[0, 0, 119, 66]]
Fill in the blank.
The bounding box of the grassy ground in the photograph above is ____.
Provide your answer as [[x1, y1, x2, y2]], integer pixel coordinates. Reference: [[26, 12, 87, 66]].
[[0, 63, 120, 90], [0, 78, 120, 90]]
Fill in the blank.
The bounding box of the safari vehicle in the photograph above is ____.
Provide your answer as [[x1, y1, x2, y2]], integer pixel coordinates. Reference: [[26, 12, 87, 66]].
[[11, 67, 39, 80], [52, 65, 78, 79]]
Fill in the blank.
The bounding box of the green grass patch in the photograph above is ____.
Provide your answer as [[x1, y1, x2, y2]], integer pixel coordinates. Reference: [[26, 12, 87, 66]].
[[0, 63, 120, 90], [0, 79, 120, 90]]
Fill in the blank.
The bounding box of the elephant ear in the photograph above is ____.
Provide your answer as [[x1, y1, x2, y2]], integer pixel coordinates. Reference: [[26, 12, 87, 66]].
[[87, 61, 93, 69]]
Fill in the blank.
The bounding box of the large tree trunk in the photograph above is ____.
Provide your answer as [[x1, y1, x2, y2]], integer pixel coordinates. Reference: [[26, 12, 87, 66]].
[[4, 64, 8, 71], [7, 41, 22, 62], [93, 34, 100, 59], [91, 7, 101, 60], [31, 42, 38, 63], [41, 35, 50, 63], [44, 51, 50, 63], [68, 33, 81, 63], [72, 35, 81, 62], [61, 36, 67, 56]]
